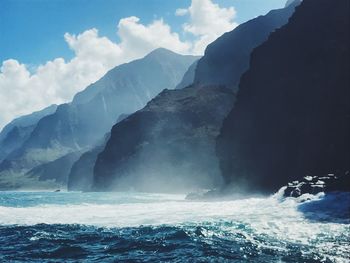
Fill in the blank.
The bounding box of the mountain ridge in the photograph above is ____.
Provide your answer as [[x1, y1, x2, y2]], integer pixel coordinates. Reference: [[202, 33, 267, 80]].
[[0, 49, 198, 190]]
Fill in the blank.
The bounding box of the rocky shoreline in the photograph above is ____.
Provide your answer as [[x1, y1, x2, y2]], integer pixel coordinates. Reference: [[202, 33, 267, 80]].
[[283, 172, 350, 198]]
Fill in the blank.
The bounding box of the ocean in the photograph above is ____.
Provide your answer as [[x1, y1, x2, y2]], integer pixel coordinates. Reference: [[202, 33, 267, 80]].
[[0, 190, 349, 262]]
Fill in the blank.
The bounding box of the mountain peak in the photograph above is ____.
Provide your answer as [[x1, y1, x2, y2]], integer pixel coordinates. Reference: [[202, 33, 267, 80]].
[[144, 48, 184, 60], [147, 47, 176, 56], [145, 48, 199, 60]]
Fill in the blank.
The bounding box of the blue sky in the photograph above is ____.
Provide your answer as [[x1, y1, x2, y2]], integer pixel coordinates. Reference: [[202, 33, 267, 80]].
[[1, 0, 287, 65], [0, 0, 288, 128]]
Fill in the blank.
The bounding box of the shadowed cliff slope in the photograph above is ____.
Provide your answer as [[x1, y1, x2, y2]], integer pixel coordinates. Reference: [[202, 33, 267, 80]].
[[217, 0, 350, 193]]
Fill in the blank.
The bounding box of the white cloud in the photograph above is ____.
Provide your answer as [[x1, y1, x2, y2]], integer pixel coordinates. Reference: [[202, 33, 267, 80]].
[[117, 16, 191, 60], [0, 0, 238, 129], [175, 8, 188, 16], [177, 0, 238, 54], [0, 28, 123, 129]]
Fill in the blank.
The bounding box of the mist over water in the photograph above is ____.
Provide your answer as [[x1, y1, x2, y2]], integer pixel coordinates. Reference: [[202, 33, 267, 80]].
[[0, 191, 349, 262]]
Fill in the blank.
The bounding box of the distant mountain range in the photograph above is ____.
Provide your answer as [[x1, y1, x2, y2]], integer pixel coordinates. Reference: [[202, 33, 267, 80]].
[[0, 49, 198, 190]]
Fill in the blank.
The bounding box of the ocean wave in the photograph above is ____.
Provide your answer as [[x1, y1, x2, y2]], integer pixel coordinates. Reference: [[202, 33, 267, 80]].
[[0, 191, 349, 262]]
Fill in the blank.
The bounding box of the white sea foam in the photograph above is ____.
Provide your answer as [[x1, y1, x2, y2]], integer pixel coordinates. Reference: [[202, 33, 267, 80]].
[[0, 192, 346, 231], [0, 195, 271, 227]]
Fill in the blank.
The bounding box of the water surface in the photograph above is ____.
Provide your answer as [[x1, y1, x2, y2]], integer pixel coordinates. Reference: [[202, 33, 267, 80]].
[[0, 191, 348, 262]]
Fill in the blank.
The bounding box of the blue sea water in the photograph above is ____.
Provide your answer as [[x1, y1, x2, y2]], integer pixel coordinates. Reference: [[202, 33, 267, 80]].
[[0, 191, 349, 262]]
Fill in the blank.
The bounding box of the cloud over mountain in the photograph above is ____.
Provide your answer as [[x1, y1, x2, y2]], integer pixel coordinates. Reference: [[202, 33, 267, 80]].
[[0, 0, 237, 129], [176, 0, 238, 53]]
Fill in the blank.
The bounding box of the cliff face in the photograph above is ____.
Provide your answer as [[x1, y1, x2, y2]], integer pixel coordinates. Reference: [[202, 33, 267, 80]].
[[93, 85, 235, 192], [217, 0, 350, 193], [193, 1, 300, 91]]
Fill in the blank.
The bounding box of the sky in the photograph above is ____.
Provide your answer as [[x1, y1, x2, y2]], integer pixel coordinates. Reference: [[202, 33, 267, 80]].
[[0, 0, 287, 129]]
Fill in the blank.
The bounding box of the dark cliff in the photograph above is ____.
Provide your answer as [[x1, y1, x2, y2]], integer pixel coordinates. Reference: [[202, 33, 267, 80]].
[[217, 0, 350, 193]]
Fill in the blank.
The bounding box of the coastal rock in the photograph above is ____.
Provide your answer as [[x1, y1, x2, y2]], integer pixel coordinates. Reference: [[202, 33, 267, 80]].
[[283, 172, 350, 198]]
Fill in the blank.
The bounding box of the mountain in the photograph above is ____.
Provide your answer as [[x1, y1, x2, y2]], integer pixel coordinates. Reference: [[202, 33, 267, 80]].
[[69, 57, 198, 192], [0, 104, 57, 142], [92, 85, 234, 192], [23, 48, 198, 152], [217, 0, 350, 193], [193, 1, 300, 91], [71, 48, 199, 106], [71, 3, 300, 192], [0, 104, 57, 162], [0, 49, 198, 190]]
